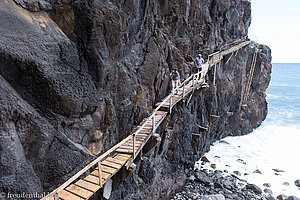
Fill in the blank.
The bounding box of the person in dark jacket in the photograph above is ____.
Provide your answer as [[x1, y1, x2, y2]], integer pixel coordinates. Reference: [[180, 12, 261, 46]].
[[170, 68, 180, 95]]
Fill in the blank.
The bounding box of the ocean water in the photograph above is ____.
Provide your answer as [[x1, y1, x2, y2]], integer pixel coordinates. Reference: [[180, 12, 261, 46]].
[[195, 63, 300, 197]]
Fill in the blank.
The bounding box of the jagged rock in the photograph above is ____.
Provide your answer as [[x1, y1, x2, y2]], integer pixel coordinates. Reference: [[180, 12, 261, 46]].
[[253, 169, 262, 174], [246, 184, 262, 194], [203, 194, 225, 200], [194, 171, 212, 185], [233, 171, 241, 176], [287, 196, 300, 200], [222, 180, 235, 190], [0, 0, 272, 198], [219, 140, 230, 145], [237, 158, 247, 165], [295, 179, 300, 187], [277, 194, 288, 200], [210, 164, 217, 169], [214, 181, 224, 189], [282, 182, 289, 186], [188, 175, 196, 181], [266, 195, 276, 200], [263, 183, 272, 188], [201, 156, 210, 163], [273, 169, 285, 173], [264, 188, 273, 194]]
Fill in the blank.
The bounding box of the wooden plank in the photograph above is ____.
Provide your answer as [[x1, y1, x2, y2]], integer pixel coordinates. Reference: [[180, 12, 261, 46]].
[[91, 170, 111, 180], [101, 160, 122, 169], [58, 189, 84, 200], [44, 133, 135, 198], [83, 175, 103, 185], [121, 143, 141, 148], [96, 165, 119, 174], [105, 157, 127, 165], [74, 179, 100, 193], [114, 154, 129, 161], [65, 184, 93, 199], [118, 153, 132, 158], [115, 149, 136, 154]]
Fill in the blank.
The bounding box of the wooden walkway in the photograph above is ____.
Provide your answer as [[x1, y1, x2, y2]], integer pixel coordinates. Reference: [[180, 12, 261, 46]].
[[41, 39, 250, 200]]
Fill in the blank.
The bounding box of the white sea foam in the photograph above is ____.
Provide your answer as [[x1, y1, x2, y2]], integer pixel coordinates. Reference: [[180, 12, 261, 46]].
[[196, 125, 300, 197]]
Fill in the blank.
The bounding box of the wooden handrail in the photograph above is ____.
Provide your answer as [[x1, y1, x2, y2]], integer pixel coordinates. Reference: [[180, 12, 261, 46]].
[[43, 39, 251, 199]]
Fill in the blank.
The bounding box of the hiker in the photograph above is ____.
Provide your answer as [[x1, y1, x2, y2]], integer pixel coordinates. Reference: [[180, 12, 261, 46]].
[[195, 54, 204, 79], [170, 68, 180, 95]]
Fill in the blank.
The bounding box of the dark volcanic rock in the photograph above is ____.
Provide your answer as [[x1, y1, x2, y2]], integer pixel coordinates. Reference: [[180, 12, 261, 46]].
[[277, 194, 288, 200], [287, 196, 300, 200], [194, 171, 212, 186], [295, 179, 300, 187], [264, 188, 273, 194], [0, 0, 272, 199], [246, 184, 262, 194]]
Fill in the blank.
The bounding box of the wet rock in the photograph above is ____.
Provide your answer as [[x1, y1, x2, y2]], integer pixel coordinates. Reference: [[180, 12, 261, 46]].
[[214, 181, 224, 189], [219, 140, 230, 145], [194, 171, 212, 185], [263, 183, 272, 188], [236, 158, 246, 165], [295, 179, 300, 187], [282, 182, 289, 186], [264, 188, 273, 194], [201, 156, 210, 163], [222, 180, 235, 190], [287, 196, 300, 200], [273, 169, 285, 173], [277, 194, 288, 200], [233, 171, 241, 176], [266, 195, 276, 200], [188, 175, 196, 181], [204, 194, 225, 200], [246, 184, 262, 194], [253, 169, 262, 174]]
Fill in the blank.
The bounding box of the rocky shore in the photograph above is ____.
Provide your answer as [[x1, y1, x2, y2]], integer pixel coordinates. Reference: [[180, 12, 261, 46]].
[[172, 158, 300, 200]]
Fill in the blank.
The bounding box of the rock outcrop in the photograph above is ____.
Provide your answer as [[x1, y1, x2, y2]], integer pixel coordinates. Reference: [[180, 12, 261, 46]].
[[0, 0, 271, 199]]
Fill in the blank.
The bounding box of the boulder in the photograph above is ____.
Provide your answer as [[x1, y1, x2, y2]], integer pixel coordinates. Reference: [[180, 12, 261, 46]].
[[263, 183, 272, 188], [210, 164, 216, 169], [201, 156, 210, 163], [277, 194, 288, 200], [246, 183, 262, 194], [264, 188, 273, 194], [194, 171, 212, 186], [295, 179, 300, 187], [233, 171, 241, 176], [253, 169, 262, 174], [287, 196, 300, 200], [282, 182, 289, 186], [273, 169, 285, 173]]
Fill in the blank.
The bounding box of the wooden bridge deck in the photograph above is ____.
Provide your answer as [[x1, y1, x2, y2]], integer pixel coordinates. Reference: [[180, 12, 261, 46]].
[[41, 40, 250, 200]]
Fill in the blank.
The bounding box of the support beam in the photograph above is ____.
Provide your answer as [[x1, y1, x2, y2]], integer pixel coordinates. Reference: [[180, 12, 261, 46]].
[[227, 112, 233, 117], [198, 125, 209, 131]]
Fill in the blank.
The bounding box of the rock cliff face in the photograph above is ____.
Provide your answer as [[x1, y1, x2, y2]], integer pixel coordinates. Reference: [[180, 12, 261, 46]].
[[0, 0, 271, 199]]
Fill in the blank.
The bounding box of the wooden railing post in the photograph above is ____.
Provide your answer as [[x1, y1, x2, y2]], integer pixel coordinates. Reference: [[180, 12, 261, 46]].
[[98, 161, 103, 187], [192, 74, 195, 89], [152, 114, 155, 136], [182, 82, 185, 98], [133, 134, 136, 158], [213, 64, 216, 86], [169, 95, 172, 114]]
